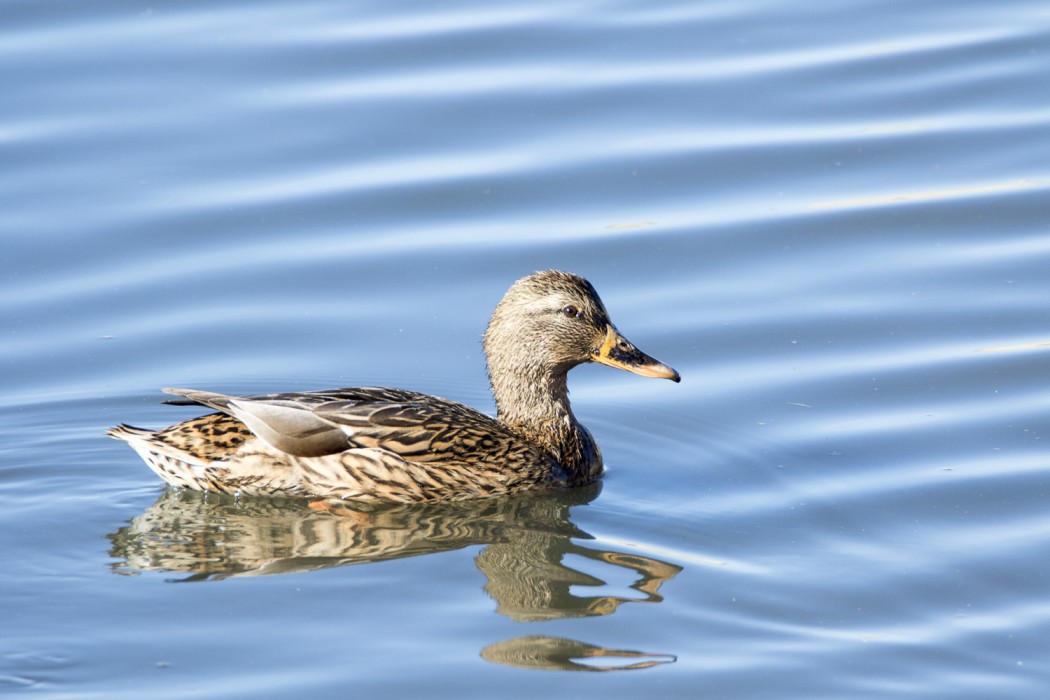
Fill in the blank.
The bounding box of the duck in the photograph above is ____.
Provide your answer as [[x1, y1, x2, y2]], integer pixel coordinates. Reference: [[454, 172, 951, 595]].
[[108, 270, 680, 503]]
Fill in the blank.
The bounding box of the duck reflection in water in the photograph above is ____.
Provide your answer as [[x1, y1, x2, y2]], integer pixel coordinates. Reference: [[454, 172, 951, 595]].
[[109, 483, 680, 670]]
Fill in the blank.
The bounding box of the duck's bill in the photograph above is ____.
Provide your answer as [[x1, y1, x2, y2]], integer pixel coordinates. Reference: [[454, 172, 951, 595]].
[[593, 326, 681, 383]]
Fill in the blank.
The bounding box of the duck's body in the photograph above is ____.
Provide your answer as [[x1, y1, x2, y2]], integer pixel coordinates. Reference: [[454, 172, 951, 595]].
[[110, 386, 588, 501], [108, 271, 679, 503]]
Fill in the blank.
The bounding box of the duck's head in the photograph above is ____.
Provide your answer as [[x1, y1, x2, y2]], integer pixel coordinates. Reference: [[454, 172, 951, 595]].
[[484, 270, 680, 383]]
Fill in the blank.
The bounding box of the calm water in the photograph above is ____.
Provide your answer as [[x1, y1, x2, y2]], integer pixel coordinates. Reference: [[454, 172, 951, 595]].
[[3, 0, 1050, 696]]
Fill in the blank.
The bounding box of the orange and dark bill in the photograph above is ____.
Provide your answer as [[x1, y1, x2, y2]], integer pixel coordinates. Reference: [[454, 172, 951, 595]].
[[592, 325, 680, 382]]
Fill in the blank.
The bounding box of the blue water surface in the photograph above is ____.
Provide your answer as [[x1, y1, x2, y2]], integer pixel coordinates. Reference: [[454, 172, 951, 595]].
[[2, 0, 1050, 697]]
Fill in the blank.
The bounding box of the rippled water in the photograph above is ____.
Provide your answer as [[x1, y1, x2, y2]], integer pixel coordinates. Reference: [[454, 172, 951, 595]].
[[3, 0, 1050, 696]]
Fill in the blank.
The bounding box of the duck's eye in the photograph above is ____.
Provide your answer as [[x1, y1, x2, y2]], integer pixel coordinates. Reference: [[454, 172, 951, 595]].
[[561, 305, 579, 318]]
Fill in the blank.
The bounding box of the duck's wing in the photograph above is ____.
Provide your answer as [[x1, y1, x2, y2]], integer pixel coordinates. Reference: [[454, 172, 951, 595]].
[[162, 387, 515, 464], [310, 394, 516, 464]]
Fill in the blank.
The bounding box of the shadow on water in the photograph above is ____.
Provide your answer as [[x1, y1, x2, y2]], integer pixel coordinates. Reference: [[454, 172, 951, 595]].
[[107, 483, 680, 671]]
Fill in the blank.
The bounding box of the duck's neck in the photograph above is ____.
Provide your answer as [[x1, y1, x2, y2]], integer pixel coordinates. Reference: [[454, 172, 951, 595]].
[[489, 367, 602, 483]]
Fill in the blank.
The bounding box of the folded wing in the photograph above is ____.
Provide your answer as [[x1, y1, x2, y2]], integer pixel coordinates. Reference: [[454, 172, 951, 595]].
[[162, 387, 517, 464]]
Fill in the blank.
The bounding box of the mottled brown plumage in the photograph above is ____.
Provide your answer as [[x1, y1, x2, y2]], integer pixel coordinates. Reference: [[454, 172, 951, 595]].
[[108, 270, 679, 502]]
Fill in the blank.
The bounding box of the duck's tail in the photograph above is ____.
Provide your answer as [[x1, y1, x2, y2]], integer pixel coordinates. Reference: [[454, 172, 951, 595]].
[[106, 423, 155, 442], [107, 422, 218, 491]]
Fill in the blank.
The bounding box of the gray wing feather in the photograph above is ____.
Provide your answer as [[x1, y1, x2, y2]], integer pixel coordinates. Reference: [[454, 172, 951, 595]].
[[227, 399, 351, 458], [163, 388, 350, 458]]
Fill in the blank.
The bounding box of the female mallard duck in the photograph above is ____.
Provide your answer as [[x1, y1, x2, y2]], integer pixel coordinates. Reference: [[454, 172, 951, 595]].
[[108, 270, 680, 502]]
